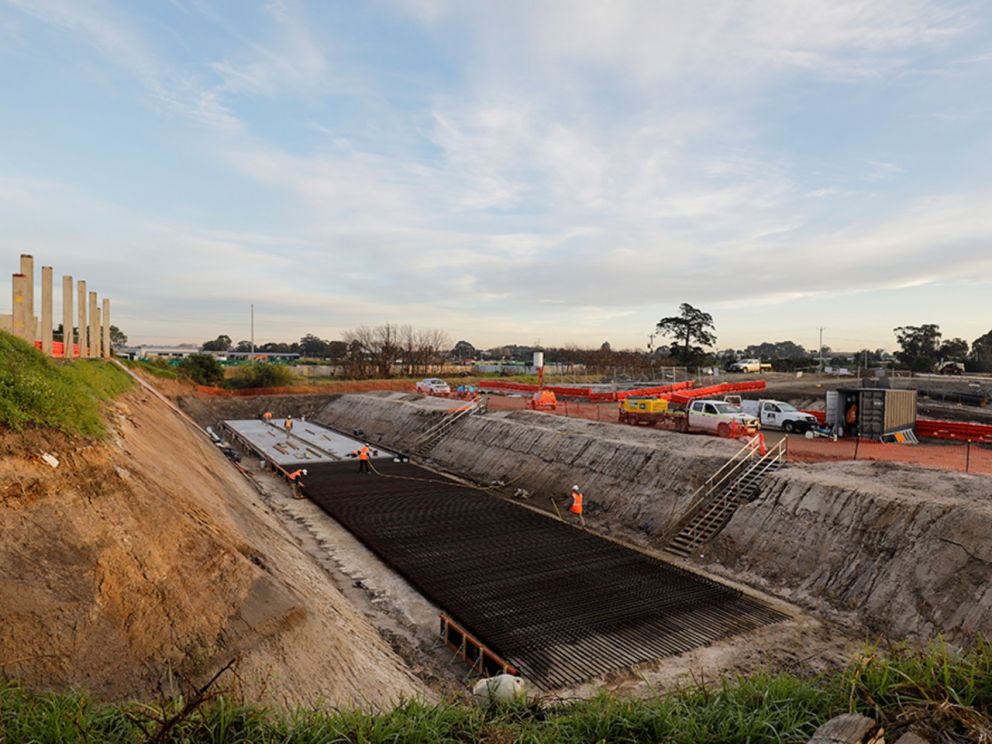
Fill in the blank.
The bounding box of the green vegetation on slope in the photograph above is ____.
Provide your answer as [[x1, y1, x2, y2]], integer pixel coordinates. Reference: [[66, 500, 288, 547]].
[[0, 331, 132, 436], [1, 642, 989, 742]]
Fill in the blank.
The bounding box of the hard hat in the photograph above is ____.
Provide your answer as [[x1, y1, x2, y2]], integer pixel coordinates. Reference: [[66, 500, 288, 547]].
[[572, 485, 580, 491], [302, 469, 308, 476]]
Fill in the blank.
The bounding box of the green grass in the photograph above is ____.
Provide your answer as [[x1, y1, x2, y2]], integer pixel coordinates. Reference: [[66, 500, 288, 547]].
[[0, 331, 132, 437], [1, 642, 989, 742]]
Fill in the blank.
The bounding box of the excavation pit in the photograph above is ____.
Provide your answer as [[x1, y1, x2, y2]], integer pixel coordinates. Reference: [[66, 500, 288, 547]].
[[292, 458, 787, 689]]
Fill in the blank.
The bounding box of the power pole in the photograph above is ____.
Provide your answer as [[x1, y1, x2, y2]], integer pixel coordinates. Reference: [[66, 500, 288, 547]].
[[818, 327, 824, 372], [250, 304, 255, 358]]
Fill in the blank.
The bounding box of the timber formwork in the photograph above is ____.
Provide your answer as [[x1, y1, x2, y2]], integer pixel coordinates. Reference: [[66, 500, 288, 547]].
[[295, 459, 786, 689]]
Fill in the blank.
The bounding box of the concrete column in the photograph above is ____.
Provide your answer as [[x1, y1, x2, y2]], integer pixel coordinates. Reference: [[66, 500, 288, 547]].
[[101, 298, 111, 358], [93, 305, 101, 358], [77, 280, 87, 357], [11, 273, 30, 342], [41, 266, 53, 355], [88, 291, 98, 359], [62, 275, 73, 358], [19, 254, 34, 340]]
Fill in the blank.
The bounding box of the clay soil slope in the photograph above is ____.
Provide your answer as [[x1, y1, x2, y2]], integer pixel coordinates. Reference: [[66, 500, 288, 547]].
[[0, 387, 428, 709]]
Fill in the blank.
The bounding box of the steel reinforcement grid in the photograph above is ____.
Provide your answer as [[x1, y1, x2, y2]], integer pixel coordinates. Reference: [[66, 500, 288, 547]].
[[293, 460, 787, 689]]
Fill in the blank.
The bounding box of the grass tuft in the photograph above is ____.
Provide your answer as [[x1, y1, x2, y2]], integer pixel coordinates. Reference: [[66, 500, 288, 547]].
[[0, 331, 132, 437]]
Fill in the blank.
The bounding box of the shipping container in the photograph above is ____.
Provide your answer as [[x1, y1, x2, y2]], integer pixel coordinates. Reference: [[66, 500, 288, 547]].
[[825, 388, 917, 438]]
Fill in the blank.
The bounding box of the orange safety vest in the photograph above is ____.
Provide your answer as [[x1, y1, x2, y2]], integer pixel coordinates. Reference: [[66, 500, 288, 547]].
[[288, 469, 303, 481], [570, 491, 583, 514], [357, 446, 370, 461]]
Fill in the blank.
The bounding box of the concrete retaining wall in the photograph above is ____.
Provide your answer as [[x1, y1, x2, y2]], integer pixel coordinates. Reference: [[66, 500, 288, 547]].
[[314, 392, 740, 540], [709, 460, 992, 643]]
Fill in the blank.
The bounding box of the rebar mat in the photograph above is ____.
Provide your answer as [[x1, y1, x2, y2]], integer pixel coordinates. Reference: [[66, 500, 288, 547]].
[[293, 459, 787, 688]]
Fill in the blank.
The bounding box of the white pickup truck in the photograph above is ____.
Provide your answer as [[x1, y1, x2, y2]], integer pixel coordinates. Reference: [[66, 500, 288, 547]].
[[685, 399, 760, 436], [728, 358, 773, 373], [740, 399, 819, 433]]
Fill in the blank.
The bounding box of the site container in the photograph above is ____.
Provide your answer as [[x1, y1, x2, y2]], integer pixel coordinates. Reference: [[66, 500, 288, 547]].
[[826, 388, 918, 438]]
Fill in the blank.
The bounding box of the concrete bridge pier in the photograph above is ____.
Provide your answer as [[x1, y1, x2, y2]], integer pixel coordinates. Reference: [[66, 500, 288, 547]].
[[62, 275, 73, 358]]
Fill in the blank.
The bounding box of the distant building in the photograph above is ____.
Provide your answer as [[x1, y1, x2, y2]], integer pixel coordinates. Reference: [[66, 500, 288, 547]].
[[117, 346, 299, 362]]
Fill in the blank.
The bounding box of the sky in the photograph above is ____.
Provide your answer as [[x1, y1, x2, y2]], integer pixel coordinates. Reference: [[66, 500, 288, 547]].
[[1, 0, 990, 352]]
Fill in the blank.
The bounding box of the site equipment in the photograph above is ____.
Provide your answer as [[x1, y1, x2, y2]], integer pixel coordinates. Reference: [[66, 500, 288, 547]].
[[529, 350, 558, 410], [618, 397, 684, 427]]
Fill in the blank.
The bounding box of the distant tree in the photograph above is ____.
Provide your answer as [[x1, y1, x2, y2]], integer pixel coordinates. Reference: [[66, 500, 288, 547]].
[[109, 325, 128, 347], [743, 340, 807, 360], [234, 340, 253, 352], [201, 334, 232, 351], [450, 340, 477, 361], [656, 303, 716, 365], [600, 341, 612, 353], [327, 340, 349, 361], [970, 330, 992, 372], [893, 324, 942, 372], [299, 334, 331, 357], [938, 337, 969, 361], [179, 353, 224, 386]]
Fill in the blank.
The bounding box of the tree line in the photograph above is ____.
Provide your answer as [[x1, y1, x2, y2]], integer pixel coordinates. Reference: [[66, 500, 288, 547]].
[[195, 305, 992, 378]]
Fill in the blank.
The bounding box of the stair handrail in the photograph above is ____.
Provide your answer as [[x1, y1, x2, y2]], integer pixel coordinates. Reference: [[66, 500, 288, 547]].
[[411, 400, 480, 451], [675, 436, 788, 552]]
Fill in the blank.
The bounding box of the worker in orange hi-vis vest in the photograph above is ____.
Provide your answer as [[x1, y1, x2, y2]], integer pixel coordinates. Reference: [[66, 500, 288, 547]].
[[352, 444, 372, 474], [287, 468, 307, 499], [283, 415, 294, 438], [568, 485, 585, 526], [262, 411, 273, 422]]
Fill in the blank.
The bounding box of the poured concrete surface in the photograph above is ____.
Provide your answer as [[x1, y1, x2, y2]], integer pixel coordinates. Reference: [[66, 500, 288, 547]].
[[223, 419, 394, 466]]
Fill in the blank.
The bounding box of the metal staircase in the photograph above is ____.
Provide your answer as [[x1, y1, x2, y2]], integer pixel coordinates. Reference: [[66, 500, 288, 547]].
[[666, 435, 787, 558], [411, 401, 481, 458]]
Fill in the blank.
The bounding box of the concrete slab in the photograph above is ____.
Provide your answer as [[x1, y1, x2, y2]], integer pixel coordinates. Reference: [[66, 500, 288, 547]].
[[223, 419, 394, 466]]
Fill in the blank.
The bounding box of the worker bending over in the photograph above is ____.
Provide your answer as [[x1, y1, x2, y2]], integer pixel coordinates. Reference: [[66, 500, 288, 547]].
[[567, 485, 585, 526], [287, 468, 307, 499]]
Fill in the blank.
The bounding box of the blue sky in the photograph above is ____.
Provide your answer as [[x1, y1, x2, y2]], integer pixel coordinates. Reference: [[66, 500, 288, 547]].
[[1, 0, 990, 352]]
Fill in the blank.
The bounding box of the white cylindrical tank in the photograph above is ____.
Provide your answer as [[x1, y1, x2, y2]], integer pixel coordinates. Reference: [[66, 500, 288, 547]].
[[532, 351, 544, 369]]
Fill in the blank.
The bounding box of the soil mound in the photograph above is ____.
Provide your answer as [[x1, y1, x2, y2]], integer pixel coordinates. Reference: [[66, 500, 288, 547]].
[[0, 388, 427, 708]]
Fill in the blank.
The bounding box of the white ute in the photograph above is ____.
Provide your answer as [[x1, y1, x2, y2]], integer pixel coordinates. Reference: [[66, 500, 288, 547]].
[[741, 399, 819, 433], [415, 378, 451, 394], [728, 358, 772, 373], [686, 399, 759, 436]]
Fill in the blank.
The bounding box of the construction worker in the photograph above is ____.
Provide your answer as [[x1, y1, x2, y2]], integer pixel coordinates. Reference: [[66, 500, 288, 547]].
[[567, 485, 585, 526], [845, 400, 858, 437], [284, 415, 294, 437], [261, 411, 273, 422], [352, 443, 372, 474], [287, 468, 307, 499]]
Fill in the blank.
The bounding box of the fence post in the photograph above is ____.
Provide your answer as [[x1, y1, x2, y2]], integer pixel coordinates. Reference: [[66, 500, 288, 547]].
[[853, 437, 860, 460]]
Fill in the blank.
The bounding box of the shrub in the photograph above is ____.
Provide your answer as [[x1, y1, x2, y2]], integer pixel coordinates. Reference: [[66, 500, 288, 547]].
[[178, 354, 225, 386], [228, 363, 298, 389]]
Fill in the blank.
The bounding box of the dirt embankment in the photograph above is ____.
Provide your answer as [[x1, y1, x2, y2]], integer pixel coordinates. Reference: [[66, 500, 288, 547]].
[[0, 389, 428, 708], [177, 393, 341, 428], [707, 461, 992, 643]]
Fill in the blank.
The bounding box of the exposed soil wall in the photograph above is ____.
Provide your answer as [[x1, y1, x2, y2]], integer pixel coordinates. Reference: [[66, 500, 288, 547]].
[[0, 390, 427, 708], [314, 392, 741, 540], [707, 461, 992, 643], [177, 393, 340, 428]]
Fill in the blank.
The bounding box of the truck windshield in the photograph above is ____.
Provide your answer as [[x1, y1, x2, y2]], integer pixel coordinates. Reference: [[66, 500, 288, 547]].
[[712, 403, 738, 414], [777, 402, 798, 411]]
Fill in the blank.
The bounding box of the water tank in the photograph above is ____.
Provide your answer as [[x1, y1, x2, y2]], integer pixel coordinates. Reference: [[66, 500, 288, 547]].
[[532, 351, 544, 369]]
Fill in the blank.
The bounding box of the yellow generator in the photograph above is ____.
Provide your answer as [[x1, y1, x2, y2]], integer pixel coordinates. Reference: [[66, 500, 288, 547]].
[[618, 397, 686, 428]]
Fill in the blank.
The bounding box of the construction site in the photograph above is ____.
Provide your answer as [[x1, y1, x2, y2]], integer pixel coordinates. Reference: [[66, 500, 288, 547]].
[[2, 254, 991, 742]]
